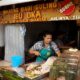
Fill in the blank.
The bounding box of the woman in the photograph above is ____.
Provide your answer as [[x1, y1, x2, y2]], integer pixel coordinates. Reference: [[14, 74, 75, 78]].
[[29, 31, 61, 62]]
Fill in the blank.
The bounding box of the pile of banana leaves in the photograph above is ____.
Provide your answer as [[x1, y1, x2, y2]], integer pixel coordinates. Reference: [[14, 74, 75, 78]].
[[0, 69, 23, 80]]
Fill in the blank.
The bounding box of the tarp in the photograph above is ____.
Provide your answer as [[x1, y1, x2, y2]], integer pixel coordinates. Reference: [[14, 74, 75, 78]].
[[5, 24, 26, 62]]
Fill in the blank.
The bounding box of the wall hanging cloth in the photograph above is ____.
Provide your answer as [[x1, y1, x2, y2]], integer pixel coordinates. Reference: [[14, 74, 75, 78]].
[[5, 24, 26, 62]]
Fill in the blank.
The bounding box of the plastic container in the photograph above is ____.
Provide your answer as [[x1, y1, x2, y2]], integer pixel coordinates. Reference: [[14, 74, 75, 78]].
[[11, 55, 23, 67]]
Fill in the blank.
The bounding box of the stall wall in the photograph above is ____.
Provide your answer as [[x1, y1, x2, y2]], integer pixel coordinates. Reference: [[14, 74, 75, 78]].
[[0, 26, 4, 47], [5, 24, 26, 62], [0, 26, 5, 60]]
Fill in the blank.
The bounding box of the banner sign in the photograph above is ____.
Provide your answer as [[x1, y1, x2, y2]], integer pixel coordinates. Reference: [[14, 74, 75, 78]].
[[0, 0, 80, 24]]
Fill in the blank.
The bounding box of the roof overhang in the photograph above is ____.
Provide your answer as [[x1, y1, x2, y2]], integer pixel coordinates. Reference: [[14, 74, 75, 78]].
[[0, 0, 37, 7]]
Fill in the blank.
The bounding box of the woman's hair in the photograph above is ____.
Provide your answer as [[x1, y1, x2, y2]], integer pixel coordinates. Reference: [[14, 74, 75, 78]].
[[42, 31, 52, 37], [37, 31, 53, 41]]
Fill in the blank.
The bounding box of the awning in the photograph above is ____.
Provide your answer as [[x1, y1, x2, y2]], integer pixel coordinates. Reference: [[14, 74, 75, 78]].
[[0, 0, 37, 7]]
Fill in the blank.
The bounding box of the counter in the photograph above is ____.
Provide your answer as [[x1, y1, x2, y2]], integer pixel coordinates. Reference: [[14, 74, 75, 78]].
[[0, 61, 50, 80], [0, 49, 80, 80]]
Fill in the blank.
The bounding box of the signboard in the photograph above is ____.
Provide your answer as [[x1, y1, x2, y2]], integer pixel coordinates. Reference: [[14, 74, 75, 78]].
[[0, 0, 37, 6], [0, 1, 80, 24]]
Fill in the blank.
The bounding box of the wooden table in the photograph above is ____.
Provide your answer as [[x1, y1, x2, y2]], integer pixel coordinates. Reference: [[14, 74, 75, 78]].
[[0, 61, 50, 80]]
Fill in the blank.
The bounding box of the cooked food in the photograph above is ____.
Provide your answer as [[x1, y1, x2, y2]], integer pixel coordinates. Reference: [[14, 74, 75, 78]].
[[68, 48, 78, 52], [26, 63, 40, 71], [25, 57, 56, 79]]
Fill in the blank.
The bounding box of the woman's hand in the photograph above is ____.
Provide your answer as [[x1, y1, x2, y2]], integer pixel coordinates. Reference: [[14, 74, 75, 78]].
[[34, 51, 40, 56], [29, 50, 40, 56], [56, 51, 61, 57]]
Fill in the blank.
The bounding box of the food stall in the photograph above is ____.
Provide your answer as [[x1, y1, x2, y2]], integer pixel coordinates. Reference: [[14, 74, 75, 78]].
[[0, 0, 80, 80], [0, 49, 80, 80]]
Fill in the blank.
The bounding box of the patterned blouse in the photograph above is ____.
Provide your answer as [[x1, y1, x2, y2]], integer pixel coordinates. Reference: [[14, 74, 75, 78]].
[[30, 41, 60, 53]]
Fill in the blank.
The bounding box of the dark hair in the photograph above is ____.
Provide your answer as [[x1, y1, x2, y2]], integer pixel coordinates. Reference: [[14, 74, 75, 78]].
[[37, 31, 53, 41], [42, 31, 52, 37]]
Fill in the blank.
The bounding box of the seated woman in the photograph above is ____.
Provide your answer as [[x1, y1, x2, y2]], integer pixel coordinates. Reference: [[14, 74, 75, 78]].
[[54, 32, 75, 50], [54, 32, 65, 48], [29, 31, 61, 62]]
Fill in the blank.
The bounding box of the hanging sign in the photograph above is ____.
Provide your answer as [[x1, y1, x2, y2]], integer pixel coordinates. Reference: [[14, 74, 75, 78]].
[[0, 1, 80, 24]]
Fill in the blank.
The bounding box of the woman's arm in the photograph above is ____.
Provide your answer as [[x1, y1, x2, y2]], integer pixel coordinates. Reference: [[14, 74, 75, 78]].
[[51, 42, 61, 57], [29, 41, 41, 56], [29, 49, 40, 56]]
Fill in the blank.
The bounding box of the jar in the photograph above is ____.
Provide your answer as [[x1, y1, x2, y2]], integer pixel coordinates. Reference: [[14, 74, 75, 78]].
[[49, 66, 59, 80]]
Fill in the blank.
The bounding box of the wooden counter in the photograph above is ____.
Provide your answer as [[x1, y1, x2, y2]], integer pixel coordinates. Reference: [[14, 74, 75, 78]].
[[0, 57, 80, 80], [0, 61, 50, 80]]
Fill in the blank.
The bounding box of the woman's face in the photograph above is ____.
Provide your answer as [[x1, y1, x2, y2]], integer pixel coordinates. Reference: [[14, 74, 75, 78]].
[[43, 35, 52, 44]]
